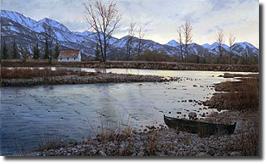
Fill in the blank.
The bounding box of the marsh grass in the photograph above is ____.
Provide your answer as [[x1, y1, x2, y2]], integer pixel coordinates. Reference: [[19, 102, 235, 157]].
[[37, 136, 65, 152], [145, 130, 158, 155], [1, 67, 96, 79], [205, 73, 260, 156], [223, 78, 259, 111], [206, 75, 259, 112], [38, 140, 66, 152], [225, 120, 259, 156]]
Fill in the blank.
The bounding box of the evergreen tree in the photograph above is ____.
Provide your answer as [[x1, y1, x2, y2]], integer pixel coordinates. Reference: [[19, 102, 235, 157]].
[[12, 39, 18, 59], [20, 46, 28, 63], [196, 55, 200, 64], [22, 52, 28, 63], [44, 38, 49, 60], [54, 42, 60, 59], [48, 48, 53, 63], [33, 43, 40, 60], [1, 41, 9, 59]]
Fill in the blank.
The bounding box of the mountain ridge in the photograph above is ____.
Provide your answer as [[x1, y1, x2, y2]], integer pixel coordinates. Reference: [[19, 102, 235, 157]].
[[1, 10, 259, 59]]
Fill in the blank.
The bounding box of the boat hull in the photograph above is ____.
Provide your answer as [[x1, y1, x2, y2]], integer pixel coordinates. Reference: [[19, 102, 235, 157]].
[[164, 115, 236, 137]]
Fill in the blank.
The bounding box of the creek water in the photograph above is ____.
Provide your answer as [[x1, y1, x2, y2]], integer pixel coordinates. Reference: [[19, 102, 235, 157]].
[[0, 68, 251, 155]]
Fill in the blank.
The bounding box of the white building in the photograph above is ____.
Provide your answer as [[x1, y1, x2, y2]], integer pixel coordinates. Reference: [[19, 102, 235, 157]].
[[58, 49, 81, 62]]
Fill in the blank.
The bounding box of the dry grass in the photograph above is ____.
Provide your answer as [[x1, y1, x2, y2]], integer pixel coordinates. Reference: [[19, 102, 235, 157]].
[[238, 129, 259, 156], [93, 127, 134, 156], [96, 127, 133, 143], [1, 60, 259, 72], [205, 75, 259, 112], [222, 73, 258, 78], [205, 73, 260, 156], [87, 125, 160, 156], [222, 78, 259, 111], [0, 67, 96, 79], [145, 130, 158, 155], [37, 140, 66, 152], [225, 118, 260, 156]]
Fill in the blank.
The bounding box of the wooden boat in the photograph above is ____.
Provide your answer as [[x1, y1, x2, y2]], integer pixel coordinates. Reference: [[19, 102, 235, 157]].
[[164, 115, 236, 137]]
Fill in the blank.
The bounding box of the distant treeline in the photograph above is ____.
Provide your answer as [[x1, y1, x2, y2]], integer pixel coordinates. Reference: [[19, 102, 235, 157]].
[[1, 37, 258, 65], [108, 50, 259, 65], [0, 38, 60, 63]]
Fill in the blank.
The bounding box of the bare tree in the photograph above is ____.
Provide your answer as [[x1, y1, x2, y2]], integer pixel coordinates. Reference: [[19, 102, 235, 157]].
[[228, 33, 236, 64], [182, 20, 193, 63], [84, 0, 121, 63], [177, 26, 184, 62], [126, 23, 136, 60], [217, 30, 224, 64], [136, 26, 145, 56]]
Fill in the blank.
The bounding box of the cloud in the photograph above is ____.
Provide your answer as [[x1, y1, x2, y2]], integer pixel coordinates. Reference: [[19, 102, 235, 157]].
[[1, 0, 259, 47]]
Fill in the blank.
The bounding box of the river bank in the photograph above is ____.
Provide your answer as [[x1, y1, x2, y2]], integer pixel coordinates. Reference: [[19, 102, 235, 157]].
[[31, 73, 260, 157], [0, 67, 177, 87], [1, 60, 259, 72]]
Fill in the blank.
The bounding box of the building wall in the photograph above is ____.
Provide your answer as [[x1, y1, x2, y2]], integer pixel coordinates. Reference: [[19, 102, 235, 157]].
[[58, 52, 81, 62]]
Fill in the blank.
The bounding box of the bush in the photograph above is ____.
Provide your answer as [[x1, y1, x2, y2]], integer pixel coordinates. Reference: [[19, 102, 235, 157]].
[[133, 50, 177, 62]]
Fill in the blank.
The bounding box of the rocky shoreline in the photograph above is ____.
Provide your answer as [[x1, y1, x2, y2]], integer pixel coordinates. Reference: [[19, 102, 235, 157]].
[[32, 126, 247, 157], [1, 73, 176, 87], [31, 73, 260, 157]]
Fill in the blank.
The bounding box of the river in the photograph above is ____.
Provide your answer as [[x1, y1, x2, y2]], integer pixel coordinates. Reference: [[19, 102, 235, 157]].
[[0, 69, 252, 155]]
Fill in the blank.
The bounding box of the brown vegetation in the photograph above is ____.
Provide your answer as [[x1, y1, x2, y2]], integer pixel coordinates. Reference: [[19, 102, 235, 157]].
[[133, 50, 177, 62], [1, 67, 174, 87], [225, 120, 259, 156], [0, 67, 95, 79], [204, 73, 260, 156], [205, 74, 259, 111], [1, 60, 259, 72]]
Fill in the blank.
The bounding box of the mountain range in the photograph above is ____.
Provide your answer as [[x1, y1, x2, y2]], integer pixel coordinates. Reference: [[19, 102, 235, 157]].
[[1, 10, 259, 59]]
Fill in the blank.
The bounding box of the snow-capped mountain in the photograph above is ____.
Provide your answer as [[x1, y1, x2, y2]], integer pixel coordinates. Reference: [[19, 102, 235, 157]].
[[231, 42, 259, 56], [166, 40, 180, 47], [1, 10, 107, 58], [1, 10, 259, 59], [1, 10, 37, 31], [201, 43, 211, 49], [1, 10, 68, 34], [205, 42, 230, 55], [37, 18, 70, 32], [113, 36, 179, 56], [200, 42, 259, 57]]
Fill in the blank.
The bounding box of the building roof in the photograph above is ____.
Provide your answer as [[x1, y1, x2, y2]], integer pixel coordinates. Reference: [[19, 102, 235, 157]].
[[58, 49, 80, 58]]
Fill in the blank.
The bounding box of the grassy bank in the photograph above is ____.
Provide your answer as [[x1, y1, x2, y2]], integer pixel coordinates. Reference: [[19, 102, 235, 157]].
[[1, 60, 259, 72], [204, 74, 259, 111], [0, 67, 176, 87], [204, 73, 260, 156]]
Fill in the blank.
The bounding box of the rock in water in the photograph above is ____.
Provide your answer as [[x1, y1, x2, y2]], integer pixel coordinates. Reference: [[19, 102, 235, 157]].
[[99, 150, 107, 156], [230, 151, 242, 156], [188, 112, 197, 120], [196, 152, 209, 157]]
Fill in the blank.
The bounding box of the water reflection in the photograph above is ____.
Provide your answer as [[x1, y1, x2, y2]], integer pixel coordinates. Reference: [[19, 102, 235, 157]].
[[1, 69, 254, 155], [94, 68, 107, 73]]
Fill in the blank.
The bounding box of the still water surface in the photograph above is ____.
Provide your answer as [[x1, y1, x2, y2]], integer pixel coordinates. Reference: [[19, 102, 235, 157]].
[[0, 69, 251, 155]]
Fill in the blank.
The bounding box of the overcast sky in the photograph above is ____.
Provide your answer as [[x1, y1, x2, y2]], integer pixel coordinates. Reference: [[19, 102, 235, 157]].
[[1, 0, 259, 47]]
